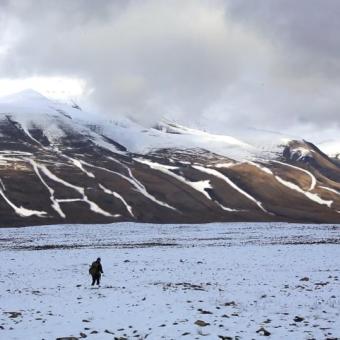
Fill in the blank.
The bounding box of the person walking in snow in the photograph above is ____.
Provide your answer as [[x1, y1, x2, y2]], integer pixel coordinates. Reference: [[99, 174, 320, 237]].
[[89, 257, 104, 286]]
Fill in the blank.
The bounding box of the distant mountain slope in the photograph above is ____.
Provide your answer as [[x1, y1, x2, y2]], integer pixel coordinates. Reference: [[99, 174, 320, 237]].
[[0, 90, 339, 227]]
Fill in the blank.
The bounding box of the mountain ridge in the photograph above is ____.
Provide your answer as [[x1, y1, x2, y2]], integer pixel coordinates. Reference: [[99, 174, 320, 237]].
[[0, 90, 339, 227]]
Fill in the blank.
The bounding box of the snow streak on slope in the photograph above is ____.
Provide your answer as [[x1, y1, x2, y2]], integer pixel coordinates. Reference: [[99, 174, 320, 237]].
[[275, 177, 333, 207], [135, 158, 209, 200], [135, 159, 212, 200], [30, 160, 114, 217], [74, 157, 177, 211], [30, 160, 66, 218], [214, 202, 241, 212], [317, 188, 340, 213], [135, 159, 240, 212], [21, 124, 46, 147], [213, 162, 235, 168], [0, 178, 6, 191], [193, 165, 272, 215], [319, 186, 340, 196], [247, 162, 333, 208], [272, 160, 316, 190], [61, 154, 95, 178], [246, 161, 273, 175], [99, 184, 135, 218], [0, 187, 47, 217]]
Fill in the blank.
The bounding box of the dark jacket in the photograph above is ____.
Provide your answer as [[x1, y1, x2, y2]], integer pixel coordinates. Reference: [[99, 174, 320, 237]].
[[89, 261, 103, 276]]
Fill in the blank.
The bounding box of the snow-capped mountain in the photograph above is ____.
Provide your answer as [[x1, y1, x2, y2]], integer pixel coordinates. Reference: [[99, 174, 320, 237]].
[[0, 90, 339, 227]]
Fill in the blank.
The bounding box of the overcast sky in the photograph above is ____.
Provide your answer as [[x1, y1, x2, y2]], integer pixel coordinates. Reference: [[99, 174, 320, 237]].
[[0, 0, 339, 140]]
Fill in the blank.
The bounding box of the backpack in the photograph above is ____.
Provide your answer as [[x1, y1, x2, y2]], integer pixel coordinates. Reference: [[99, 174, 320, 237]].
[[89, 261, 99, 275]]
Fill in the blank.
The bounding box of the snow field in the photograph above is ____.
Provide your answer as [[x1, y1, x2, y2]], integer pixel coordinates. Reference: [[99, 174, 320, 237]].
[[0, 223, 339, 340]]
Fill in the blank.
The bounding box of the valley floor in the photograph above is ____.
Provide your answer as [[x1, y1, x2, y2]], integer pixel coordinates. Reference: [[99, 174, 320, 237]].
[[0, 223, 339, 340]]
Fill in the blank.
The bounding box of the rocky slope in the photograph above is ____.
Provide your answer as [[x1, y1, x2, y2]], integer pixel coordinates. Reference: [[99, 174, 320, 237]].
[[0, 90, 339, 227]]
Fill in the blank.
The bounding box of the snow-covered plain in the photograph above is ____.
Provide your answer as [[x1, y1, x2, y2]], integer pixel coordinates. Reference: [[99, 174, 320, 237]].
[[0, 223, 339, 340]]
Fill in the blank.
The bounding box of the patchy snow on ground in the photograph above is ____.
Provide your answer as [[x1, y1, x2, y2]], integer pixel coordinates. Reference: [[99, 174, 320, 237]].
[[0, 222, 339, 340]]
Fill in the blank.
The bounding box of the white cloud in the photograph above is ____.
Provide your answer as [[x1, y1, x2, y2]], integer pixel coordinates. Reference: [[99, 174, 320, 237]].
[[0, 77, 86, 101]]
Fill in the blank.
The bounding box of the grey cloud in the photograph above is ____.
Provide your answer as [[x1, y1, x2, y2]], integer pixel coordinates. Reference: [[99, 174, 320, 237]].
[[227, 0, 340, 60], [224, 0, 340, 130], [0, 0, 339, 135]]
